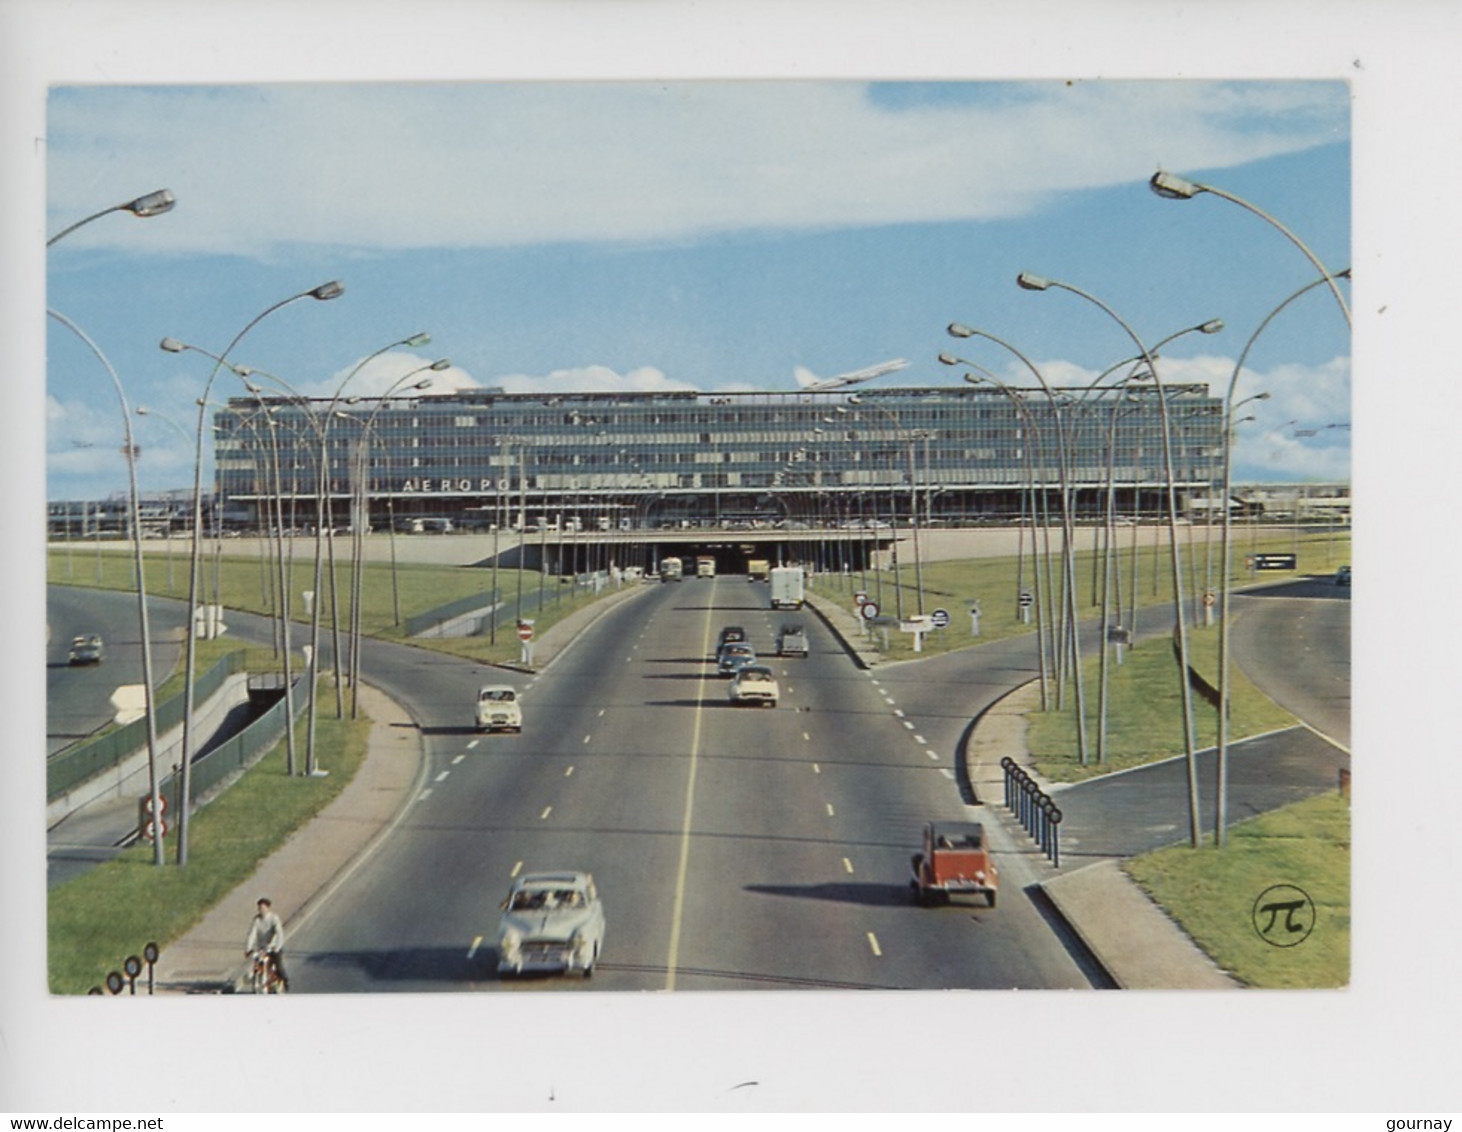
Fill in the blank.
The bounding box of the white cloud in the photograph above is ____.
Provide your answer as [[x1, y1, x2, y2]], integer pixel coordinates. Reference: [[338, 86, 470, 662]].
[[45, 81, 1346, 258], [494, 365, 699, 396]]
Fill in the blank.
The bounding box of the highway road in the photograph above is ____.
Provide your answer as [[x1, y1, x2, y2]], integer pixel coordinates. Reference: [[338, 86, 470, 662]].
[[46, 585, 186, 756], [1229, 577, 1351, 748], [289, 577, 1097, 992], [45, 570, 1349, 992]]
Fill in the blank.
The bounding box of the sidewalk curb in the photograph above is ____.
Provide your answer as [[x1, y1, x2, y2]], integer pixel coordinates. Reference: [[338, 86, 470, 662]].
[[150, 682, 427, 994]]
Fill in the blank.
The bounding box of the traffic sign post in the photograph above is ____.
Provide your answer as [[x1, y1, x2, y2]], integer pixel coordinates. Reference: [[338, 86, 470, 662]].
[[138, 793, 168, 842], [517, 620, 535, 666], [1018, 591, 1034, 624], [969, 599, 982, 637], [930, 608, 950, 630]]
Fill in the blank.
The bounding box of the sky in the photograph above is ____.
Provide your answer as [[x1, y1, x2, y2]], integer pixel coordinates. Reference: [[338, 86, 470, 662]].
[[40, 78, 1355, 500]]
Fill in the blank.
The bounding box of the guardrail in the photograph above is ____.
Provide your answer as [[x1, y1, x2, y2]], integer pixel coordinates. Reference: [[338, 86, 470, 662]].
[[47, 651, 250, 802], [1001, 756, 1062, 867]]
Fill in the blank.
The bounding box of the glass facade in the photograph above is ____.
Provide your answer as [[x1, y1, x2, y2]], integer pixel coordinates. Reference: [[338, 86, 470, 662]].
[[211, 384, 1224, 530]]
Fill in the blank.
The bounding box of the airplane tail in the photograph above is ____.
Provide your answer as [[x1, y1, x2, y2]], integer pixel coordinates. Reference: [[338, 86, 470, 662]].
[[793, 366, 821, 389]]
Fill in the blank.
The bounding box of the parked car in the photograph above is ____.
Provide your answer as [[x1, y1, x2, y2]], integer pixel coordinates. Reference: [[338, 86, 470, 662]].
[[1335, 565, 1351, 586], [496, 871, 605, 978], [728, 664, 779, 707], [475, 684, 523, 733], [776, 623, 809, 657], [716, 642, 756, 676], [910, 821, 999, 907], [67, 634, 104, 665]]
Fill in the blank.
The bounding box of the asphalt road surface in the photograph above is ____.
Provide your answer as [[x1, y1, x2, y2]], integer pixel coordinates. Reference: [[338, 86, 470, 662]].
[[46, 585, 186, 756], [288, 578, 1097, 992]]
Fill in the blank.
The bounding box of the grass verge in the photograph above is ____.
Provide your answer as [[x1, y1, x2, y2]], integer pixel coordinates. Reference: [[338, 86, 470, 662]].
[[1124, 791, 1351, 988], [1025, 622, 1299, 782], [47, 680, 371, 995]]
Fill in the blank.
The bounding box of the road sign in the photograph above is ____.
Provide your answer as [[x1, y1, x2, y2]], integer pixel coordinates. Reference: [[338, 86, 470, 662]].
[[141, 794, 167, 816], [1018, 591, 1034, 608], [930, 608, 950, 629], [860, 601, 880, 621], [517, 623, 534, 641], [1250, 553, 1297, 570], [142, 818, 168, 843], [854, 591, 869, 607]]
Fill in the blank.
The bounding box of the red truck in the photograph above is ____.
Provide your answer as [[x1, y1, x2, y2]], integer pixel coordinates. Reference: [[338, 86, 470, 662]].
[[910, 821, 999, 907]]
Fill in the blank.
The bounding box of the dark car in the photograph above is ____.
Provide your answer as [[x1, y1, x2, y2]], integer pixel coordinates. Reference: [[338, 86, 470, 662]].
[[717, 642, 756, 676], [716, 625, 748, 652]]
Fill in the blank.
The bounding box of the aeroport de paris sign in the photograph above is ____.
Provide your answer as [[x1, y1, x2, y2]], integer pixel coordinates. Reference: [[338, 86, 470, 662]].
[[399, 477, 501, 494]]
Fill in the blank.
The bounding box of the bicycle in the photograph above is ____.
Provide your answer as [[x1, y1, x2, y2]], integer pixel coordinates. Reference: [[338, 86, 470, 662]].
[[249, 949, 287, 994]]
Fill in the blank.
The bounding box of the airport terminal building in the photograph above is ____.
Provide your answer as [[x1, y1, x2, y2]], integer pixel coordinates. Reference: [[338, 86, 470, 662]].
[[207, 384, 1228, 535]]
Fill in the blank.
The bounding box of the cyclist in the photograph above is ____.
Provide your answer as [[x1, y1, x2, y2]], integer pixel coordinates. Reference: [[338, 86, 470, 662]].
[[244, 897, 289, 991]]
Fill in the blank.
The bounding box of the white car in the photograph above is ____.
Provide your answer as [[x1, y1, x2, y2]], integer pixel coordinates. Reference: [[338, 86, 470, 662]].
[[496, 871, 605, 978], [475, 684, 523, 732], [728, 664, 779, 707]]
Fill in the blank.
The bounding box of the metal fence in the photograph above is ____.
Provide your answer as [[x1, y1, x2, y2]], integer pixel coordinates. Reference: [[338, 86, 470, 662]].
[[47, 650, 251, 802], [163, 677, 296, 805]]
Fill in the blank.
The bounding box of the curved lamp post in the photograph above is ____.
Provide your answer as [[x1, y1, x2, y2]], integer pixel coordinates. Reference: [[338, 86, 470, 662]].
[[158, 280, 343, 862], [942, 328, 1089, 767], [1149, 171, 1350, 329], [48, 189, 175, 247], [49, 187, 174, 865], [47, 309, 166, 866], [345, 361, 448, 713], [956, 368, 1054, 711], [1011, 274, 1200, 845], [1215, 269, 1349, 846]]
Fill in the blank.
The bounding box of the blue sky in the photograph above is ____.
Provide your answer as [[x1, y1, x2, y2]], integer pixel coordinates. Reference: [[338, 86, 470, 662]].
[[40, 78, 1353, 499]]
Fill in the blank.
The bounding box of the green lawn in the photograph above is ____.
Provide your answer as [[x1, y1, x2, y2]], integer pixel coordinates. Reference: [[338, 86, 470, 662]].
[[1125, 791, 1351, 988], [819, 528, 1348, 664], [47, 680, 370, 995], [1026, 620, 1299, 782], [48, 544, 621, 668]]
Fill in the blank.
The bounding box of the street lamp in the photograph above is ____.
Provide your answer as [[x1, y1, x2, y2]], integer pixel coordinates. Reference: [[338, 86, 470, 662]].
[[942, 328, 1090, 766], [345, 361, 448, 711], [1012, 272, 1202, 846], [1214, 270, 1347, 847], [958, 370, 1054, 711], [47, 309, 166, 866], [158, 280, 344, 860], [48, 189, 176, 247], [1149, 171, 1351, 328]]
